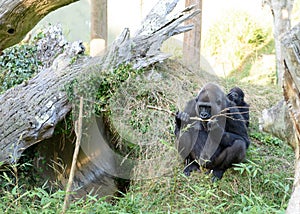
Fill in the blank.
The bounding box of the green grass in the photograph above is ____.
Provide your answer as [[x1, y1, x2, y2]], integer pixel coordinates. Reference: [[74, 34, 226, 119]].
[[0, 131, 294, 213], [114, 133, 293, 214]]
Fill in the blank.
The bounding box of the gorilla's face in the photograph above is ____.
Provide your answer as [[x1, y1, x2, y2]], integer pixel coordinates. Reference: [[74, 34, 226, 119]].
[[195, 83, 226, 120], [227, 87, 244, 105], [197, 103, 211, 120]]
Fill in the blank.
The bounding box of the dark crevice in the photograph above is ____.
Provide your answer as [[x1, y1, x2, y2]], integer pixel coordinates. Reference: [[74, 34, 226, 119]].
[[7, 28, 15, 34]]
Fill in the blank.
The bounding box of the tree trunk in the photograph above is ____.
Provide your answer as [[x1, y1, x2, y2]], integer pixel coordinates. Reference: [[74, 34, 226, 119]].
[[281, 22, 300, 214], [183, 0, 202, 70], [263, 0, 294, 86], [90, 0, 107, 56], [0, 0, 200, 165], [0, 0, 79, 52]]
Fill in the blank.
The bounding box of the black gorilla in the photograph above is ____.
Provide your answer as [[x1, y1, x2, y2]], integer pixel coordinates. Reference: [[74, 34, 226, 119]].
[[227, 87, 250, 127], [175, 83, 250, 181]]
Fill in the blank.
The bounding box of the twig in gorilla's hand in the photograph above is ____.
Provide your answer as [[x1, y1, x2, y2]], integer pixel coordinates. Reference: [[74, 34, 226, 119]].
[[146, 105, 176, 116], [147, 105, 248, 123], [147, 105, 211, 122], [147, 105, 216, 122]]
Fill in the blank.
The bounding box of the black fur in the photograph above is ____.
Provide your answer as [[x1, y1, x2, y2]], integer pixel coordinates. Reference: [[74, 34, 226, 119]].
[[227, 87, 250, 127], [175, 83, 250, 181]]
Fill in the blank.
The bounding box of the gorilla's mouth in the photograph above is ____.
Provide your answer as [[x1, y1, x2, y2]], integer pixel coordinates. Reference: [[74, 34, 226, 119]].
[[199, 107, 211, 120]]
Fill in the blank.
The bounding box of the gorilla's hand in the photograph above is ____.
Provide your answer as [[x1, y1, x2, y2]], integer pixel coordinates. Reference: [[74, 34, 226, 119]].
[[207, 119, 220, 131], [176, 111, 190, 122]]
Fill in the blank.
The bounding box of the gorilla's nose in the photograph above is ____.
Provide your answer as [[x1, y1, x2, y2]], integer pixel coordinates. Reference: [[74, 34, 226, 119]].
[[200, 112, 210, 119]]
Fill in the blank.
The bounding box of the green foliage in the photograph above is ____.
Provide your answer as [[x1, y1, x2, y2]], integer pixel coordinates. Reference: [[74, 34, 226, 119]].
[[250, 132, 283, 147], [130, 108, 151, 134], [62, 64, 144, 139], [94, 64, 144, 113], [204, 11, 268, 55], [65, 64, 144, 114], [53, 112, 74, 136], [202, 10, 272, 75], [233, 160, 263, 179], [0, 44, 41, 93], [126, 88, 171, 135]]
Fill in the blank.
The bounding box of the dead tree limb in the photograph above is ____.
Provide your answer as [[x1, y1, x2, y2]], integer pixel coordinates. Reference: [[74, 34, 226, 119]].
[[0, 0, 200, 165]]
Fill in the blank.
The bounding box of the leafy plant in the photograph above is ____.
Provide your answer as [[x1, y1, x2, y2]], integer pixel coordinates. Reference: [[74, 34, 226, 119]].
[[250, 131, 283, 146], [0, 44, 41, 93], [233, 159, 263, 178], [94, 64, 144, 113]]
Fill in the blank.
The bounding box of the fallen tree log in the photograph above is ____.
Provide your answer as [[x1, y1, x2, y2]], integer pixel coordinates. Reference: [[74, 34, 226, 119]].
[[0, 0, 200, 165], [0, 0, 79, 52], [281, 23, 300, 214], [259, 99, 296, 149]]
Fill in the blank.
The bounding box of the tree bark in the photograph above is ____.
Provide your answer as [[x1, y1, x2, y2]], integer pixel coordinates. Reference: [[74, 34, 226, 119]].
[[90, 0, 107, 42], [0, 0, 79, 52], [183, 0, 202, 70], [0, 0, 200, 165], [263, 0, 294, 86], [281, 22, 300, 214], [90, 0, 107, 56]]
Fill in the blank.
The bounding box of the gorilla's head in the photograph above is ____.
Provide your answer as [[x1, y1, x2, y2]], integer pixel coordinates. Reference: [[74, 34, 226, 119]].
[[195, 83, 227, 120], [227, 87, 245, 106]]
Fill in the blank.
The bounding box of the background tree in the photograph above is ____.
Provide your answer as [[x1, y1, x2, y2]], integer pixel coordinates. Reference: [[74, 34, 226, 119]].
[[183, 0, 202, 70], [263, 0, 294, 86], [90, 0, 107, 56]]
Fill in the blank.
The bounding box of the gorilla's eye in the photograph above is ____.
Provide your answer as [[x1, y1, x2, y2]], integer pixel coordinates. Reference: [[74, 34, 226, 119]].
[[216, 99, 222, 106]]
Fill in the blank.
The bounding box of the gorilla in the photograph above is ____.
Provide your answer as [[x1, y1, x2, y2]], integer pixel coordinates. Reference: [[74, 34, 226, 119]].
[[175, 83, 250, 181], [227, 87, 250, 127]]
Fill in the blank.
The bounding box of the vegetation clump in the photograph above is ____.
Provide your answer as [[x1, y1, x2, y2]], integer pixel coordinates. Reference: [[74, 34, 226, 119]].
[[0, 44, 41, 93]]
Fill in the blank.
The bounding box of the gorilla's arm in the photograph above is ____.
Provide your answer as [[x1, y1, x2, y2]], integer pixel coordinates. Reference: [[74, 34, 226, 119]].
[[174, 99, 197, 137]]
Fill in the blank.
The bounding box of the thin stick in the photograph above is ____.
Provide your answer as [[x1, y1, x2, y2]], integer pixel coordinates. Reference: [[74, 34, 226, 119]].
[[62, 97, 84, 213], [147, 105, 176, 116], [146, 105, 249, 123]]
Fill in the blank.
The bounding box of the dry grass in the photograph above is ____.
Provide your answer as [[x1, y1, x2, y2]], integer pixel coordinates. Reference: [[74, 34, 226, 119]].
[[108, 58, 292, 213], [107, 59, 284, 183]]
